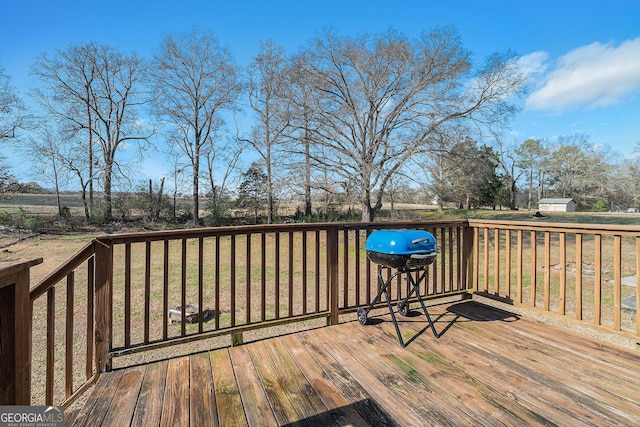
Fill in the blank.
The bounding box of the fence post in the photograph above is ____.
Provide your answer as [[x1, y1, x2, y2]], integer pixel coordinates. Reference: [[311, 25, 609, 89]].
[[327, 226, 340, 325], [94, 239, 113, 373], [462, 223, 475, 296], [0, 258, 42, 405]]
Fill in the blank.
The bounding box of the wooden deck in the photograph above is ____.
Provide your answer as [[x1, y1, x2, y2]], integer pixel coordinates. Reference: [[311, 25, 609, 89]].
[[68, 300, 640, 426]]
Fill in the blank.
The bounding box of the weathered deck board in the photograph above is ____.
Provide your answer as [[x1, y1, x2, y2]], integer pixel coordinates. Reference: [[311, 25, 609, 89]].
[[101, 366, 144, 426], [229, 345, 278, 427], [189, 353, 216, 426], [210, 348, 245, 426], [72, 369, 123, 426], [130, 360, 168, 426], [160, 356, 190, 425], [71, 301, 640, 426]]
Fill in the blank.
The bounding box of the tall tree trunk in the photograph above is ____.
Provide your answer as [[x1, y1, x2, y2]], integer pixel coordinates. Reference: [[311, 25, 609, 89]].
[[86, 86, 94, 216], [193, 158, 200, 226], [81, 189, 89, 221], [266, 141, 274, 224], [103, 163, 113, 222], [304, 125, 312, 217], [361, 201, 373, 222], [527, 169, 533, 210]]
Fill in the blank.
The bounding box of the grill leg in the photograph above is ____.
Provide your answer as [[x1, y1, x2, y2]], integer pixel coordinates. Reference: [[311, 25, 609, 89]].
[[381, 271, 406, 348], [406, 270, 438, 338], [358, 266, 395, 325], [358, 266, 406, 346]]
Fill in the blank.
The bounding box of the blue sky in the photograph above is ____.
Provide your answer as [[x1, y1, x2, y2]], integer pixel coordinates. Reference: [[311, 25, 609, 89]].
[[2, 0, 640, 182]]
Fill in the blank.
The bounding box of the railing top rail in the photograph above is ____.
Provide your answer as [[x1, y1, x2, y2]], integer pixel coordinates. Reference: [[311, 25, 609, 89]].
[[0, 258, 43, 283], [30, 241, 95, 301], [467, 218, 640, 236], [95, 220, 471, 244]]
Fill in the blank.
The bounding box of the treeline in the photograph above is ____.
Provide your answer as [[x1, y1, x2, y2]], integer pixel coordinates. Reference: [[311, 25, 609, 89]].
[[426, 133, 640, 213], [0, 27, 637, 226]]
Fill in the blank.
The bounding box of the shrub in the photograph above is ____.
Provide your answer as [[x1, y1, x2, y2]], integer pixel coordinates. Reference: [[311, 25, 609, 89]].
[[592, 199, 607, 212], [0, 211, 11, 226]]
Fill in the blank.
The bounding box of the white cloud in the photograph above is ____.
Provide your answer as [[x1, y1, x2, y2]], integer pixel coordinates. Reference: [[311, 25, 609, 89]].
[[517, 51, 548, 77], [525, 37, 640, 112]]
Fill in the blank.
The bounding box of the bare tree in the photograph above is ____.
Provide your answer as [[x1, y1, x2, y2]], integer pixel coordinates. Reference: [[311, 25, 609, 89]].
[[150, 29, 241, 225], [241, 40, 291, 223], [21, 118, 95, 220], [204, 137, 244, 219], [412, 125, 465, 211], [516, 138, 547, 210], [284, 53, 328, 216], [24, 127, 67, 217], [164, 146, 188, 220], [0, 65, 26, 140], [32, 42, 151, 222], [298, 28, 525, 221], [615, 157, 640, 210], [492, 136, 524, 210]]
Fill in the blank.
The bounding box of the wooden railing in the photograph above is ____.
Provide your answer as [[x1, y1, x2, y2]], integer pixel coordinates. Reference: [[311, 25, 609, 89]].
[[98, 220, 471, 364], [469, 219, 640, 338], [29, 242, 98, 407], [1, 219, 638, 408]]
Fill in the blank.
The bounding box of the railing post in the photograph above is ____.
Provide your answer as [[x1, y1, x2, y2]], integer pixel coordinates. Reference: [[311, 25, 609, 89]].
[[94, 239, 113, 373], [327, 226, 340, 325], [0, 258, 42, 405], [470, 225, 480, 293], [462, 224, 475, 296]]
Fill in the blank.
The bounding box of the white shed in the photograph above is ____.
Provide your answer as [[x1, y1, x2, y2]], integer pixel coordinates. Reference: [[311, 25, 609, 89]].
[[537, 198, 577, 212]]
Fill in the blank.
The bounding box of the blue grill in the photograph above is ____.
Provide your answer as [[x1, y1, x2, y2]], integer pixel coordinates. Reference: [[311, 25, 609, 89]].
[[358, 229, 440, 347], [365, 229, 438, 269]]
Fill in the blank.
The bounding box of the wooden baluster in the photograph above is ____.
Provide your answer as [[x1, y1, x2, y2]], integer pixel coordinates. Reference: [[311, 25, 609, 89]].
[[327, 227, 339, 325], [544, 231, 551, 311], [559, 233, 566, 315], [66, 271, 75, 399], [575, 234, 583, 320], [246, 234, 252, 325], [594, 234, 602, 326]]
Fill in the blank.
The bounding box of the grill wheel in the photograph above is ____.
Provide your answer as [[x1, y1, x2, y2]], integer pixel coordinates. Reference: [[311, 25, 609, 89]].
[[357, 308, 368, 325], [397, 300, 409, 316]]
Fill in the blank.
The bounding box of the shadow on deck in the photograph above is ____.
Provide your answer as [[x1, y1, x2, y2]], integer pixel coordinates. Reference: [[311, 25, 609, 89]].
[[68, 300, 640, 426]]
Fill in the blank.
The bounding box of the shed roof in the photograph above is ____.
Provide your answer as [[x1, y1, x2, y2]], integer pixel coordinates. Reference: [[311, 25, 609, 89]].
[[538, 198, 575, 205]]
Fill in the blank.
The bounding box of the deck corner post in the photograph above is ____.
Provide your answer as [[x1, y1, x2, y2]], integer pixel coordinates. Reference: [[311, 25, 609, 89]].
[[0, 258, 42, 405], [327, 226, 340, 326], [462, 223, 474, 293], [94, 239, 113, 373], [231, 331, 244, 346]]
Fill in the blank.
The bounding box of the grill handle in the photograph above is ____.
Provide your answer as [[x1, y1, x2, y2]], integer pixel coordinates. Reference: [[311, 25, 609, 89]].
[[412, 237, 432, 244], [410, 253, 437, 260]]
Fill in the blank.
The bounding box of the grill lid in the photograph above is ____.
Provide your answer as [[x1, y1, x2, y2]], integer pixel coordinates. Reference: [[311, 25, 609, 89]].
[[365, 229, 437, 255]]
